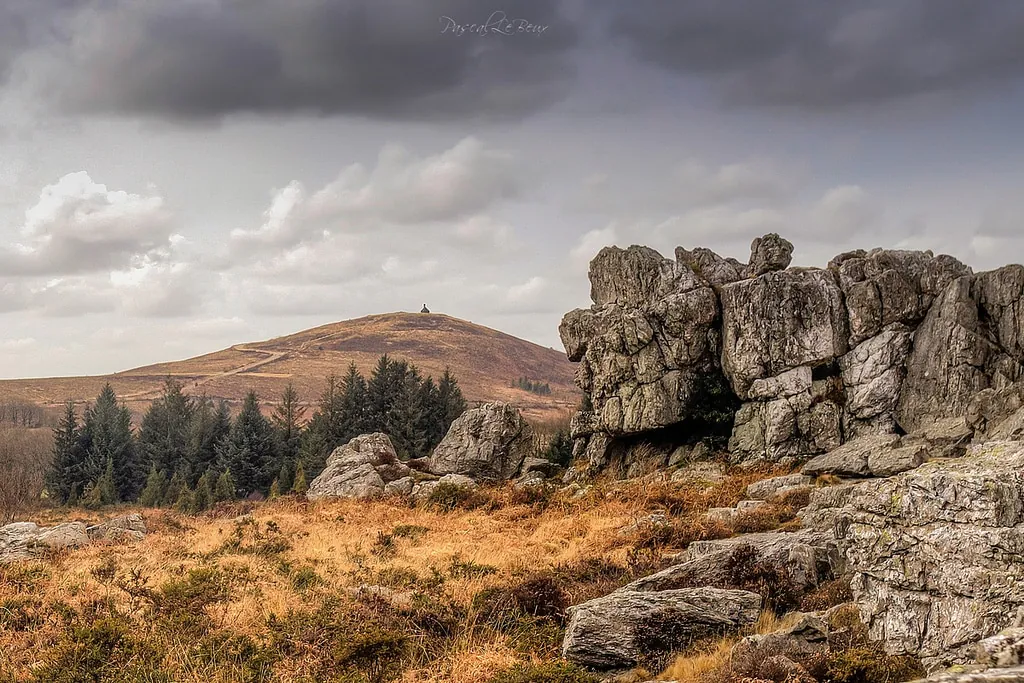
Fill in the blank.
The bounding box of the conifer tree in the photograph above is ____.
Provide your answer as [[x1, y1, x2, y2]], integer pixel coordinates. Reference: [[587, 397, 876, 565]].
[[194, 470, 215, 512], [174, 486, 195, 514], [138, 466, 167, 507], [97, 457, 118, 505], [82, 385, 142, 501], [214, 469, 236, 502], [291, 462, 308, 495], [139, 379, 193, 480], [164, 470, 187, 508], [271, 384, 305, 485], [269, 479, 281, 499], [47, 402, 92, 504], [186, 396, 231, 483], [217, 391, 277, 496]]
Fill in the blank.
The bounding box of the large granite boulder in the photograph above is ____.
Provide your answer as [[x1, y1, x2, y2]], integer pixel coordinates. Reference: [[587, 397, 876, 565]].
[[87, 513, 147, 542], [0, 521, 90, 564], [562, 587, 761, 670], [558, 245, 722, 438], [747, 232, 794, 277], [801, 441, 1024, 668], [427, 403, 533, 481], [720, 268, 848, 400], [307, 433, 412, 501]]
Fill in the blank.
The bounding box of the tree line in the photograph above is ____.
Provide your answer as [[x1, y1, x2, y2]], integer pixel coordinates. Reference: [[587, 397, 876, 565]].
[[513, 377, 552, 396], [46, 355, 466, 511]]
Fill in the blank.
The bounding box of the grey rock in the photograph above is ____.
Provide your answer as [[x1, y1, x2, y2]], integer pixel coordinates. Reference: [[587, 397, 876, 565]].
[[383, 477, 415, 497], [669, 460, 726, 486], [979, 629, 1024, 668], [732, 613, 829, 661], [868, 444, 928, 477], [562, 588, 762, 669], [736, 499, 768, 513], [307, 433, 410, 501], [801, 441, 1024, 665], [514, 470, 550, 489], [746, 474, 814, 500], [1, 521, 89, 564], [411, 474, 478, 503], [667, 445, 691, 467], [87, 513, 147, 542], [909, 667, 1024, 682], [676, 245, 745, 287], [748, 233, 795, 277], [720, 268, 848, 400], [428, 403, 533, 482], [897, 277, 993, 434], [520, 457, 557, 477], [802, 433, 903, 477], [841, 324, 913, 420]]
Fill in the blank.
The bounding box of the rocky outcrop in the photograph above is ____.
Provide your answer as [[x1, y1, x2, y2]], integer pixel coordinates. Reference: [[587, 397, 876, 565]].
[[427, 403, 533, 482], [558, 234, 1024, 474], [562, 587, 761, 670], [1, 514, 147, 564], [307, 433, 412, 501], [801, 441, 1024, 669]]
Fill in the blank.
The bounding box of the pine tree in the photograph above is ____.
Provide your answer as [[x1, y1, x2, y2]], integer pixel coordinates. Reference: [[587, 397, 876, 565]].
[[214, 469, 236, 502], [83, 385, 143, 501], [299, 374, 345, 477], [138, 378, 193, 481], [186, 396, 231, 483], [194, 470, 214, 512], [338, 364, 368, 442], [139, 466, 167, 507], [97, 457, 118, 505], [278, 460, 294, 493], [291, 462, 308, 495], [174, 486, 195, 514], [46, 402, 92, 504], [435, 368, 467, 442], [271, 384, 305, 486], [269, 479, 281, 499], [164, 470, 187, 508], [81, 482, 102, 510], [217, 391, 277, 496]]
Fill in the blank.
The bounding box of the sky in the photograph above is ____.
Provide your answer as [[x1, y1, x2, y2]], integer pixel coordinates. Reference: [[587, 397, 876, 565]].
[[2, 0, 1024, 378]]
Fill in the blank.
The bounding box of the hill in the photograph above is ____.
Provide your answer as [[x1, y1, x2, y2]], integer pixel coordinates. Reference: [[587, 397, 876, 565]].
[[0, 313, 578, 423]]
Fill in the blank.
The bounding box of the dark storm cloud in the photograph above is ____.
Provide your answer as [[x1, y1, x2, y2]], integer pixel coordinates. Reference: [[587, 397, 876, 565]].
[[13, 0, 578, 121], [605, 0, 1024, 108]]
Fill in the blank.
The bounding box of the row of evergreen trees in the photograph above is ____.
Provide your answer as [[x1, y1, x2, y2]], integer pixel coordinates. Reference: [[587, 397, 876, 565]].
[[514, 377, 552, 396], [46, 355, 466, 507]]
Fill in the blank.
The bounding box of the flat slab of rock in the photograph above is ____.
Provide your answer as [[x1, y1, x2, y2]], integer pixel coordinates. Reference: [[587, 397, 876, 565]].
[[87, 513, 147, 542], [746, 473, 814, 500], [910, 668, 1024, 682], [307, 433, 412, 501], [411, 474, 477, 502], [1, 521, 89, 563], [562, 587, 761, 670], [802, 433, 902, 477], [867, 444, 928, 477]]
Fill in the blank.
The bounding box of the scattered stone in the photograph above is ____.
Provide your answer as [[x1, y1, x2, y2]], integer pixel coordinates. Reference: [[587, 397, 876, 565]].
[[909, 667, 1024, 682], [617, 512, 671, 538], [562, 587, 762, 670], [410, 474, 478, 503], [519, 457, 558, 477], [801, 433, 902, 477], [427, 403, 533, 481], [307, 433, 411, 501], [383, 477, 415, 497], [736, 499, 767, 513], [669, 460, 727, 486], [867, 444, 928, 477], [732, 613, 830, 661], [747, 474, 814, 500], [87, 513, 146, 542], [1, 521, 90, 564]]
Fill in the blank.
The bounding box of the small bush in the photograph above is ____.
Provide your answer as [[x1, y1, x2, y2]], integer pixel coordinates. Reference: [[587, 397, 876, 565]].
[[803, 646, 925, 683], [799, 577, 854, 613], [391, 524, 429, 541], [33, 615, 168, 683], [723, 545, 799, 614], [372, 531, 398, 559], [424, 482, 484, 512], [290, 566, 322, 591], [446, 556, 498, 579], [489, 661, 598, 683]]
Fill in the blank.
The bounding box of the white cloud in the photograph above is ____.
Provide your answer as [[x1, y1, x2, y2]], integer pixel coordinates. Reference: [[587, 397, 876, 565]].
[[571, 226, 619, 271], [1, 171, 174, 276]]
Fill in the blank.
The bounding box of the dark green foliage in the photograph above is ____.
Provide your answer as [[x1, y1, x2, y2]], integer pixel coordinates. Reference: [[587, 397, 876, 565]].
[[214, 469, 236, 502], [290, 462, 308, 495], [488, 661, 598, 683], [270, 383, 305, 488], [186, 396, 231, 483], [138, 379, 194, 481], [424, 482, 481, 512], [541, 430, 573, 467], [46, 402, 90, 504], [514, 378, 552, 395], [217, 392, 277, 497], [164, 470, 187, 508], [687, 372, 742, 448], [31, 615, 168, 683], [138, 466, 167, 507], [84, 384, 144, 502]]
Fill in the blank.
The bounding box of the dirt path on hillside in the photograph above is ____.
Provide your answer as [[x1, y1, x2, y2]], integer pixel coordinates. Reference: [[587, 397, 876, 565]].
[[118, 346, 287, 400]]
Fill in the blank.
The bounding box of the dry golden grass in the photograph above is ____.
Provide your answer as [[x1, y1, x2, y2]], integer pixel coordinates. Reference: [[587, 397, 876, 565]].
[[0, 313, 579, 423]]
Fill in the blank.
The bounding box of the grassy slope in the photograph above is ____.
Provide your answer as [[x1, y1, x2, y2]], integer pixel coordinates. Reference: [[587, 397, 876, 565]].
[[0, 313, 578, 423]]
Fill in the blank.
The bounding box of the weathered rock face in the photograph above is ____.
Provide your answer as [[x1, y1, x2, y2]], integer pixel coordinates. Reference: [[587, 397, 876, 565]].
[[427, 403, 533, 481], [2, 515, 147, 564], [562, 587, 762, 670], [307, 433, 412, 501], [560, 234, 1024, 474], [801, 441, 1024, 668]]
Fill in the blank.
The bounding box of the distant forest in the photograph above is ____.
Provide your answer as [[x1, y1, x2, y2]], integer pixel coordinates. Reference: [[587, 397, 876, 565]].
[[513, 377, 552, 396], [45, 355, 466, 512]]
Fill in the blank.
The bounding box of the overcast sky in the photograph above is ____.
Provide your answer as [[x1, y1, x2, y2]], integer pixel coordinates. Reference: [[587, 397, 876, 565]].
[[2, 1, 1024, 378]]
